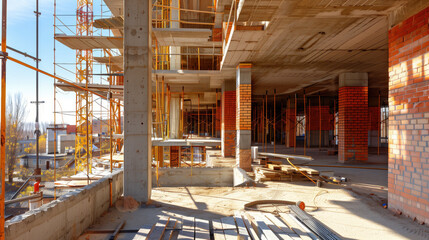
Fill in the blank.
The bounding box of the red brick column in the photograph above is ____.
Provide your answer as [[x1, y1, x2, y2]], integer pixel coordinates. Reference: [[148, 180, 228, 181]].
[[216, 94, 222, 138], [285, 108, 295, 147], [236, 63, 252, 171], [170, 146, 180, 167], [368, 106, 381, 147], [388, 7, 429, 225], [306, 105, 333, 147], [338, 73, 369, 162], [221, 80, 236, 157]]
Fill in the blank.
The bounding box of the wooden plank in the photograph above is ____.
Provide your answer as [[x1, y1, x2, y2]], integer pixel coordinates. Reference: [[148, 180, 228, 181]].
[[234, 212, 251, 240], [268, 164, 282, 171], [132, 224, 155, 240], [221, 217, 238, 240], [244, 213, 268, 240], [177, 216, 194, 240], [246, 212, 279, 240], [212, 219, 226, 240], [162, 219, 178, 240], [240, 213, 260, 240], [150, 216, 170, 240], [195, 218, 210, 240], [279, 213, 314, 240], [264, 214, 301, 240]]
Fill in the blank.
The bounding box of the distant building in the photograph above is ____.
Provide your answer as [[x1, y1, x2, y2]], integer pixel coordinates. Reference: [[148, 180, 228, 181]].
[[18, 137, 36, 154], [46, 124, 76, 154], [19, 153, 71, 170]]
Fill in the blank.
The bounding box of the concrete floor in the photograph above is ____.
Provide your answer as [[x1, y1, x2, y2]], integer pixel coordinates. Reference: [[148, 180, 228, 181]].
[[79, 146, 429, 240]]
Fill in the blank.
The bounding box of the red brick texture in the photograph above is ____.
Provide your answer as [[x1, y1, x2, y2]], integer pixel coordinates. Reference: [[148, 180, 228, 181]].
[[236, 83, 252, 171], [284, 108, 296, 147], [170, 146, 180, 167], [388, 7, 429, 225], [237, 84, 252, 130], [338, 86, 369, 162], [222, 90, 236, 157], [306, 106, 333, 131], [368, 107, 381, 131]]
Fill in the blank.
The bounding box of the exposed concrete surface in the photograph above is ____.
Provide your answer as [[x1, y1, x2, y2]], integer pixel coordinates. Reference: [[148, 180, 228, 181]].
[[5, 170, 123, 240], [76, 146, 428, 240], [79, 180, 429, 240], [233, 167, 254, 187], [123, 0, 152, 202], [152, 167, 233, 187]]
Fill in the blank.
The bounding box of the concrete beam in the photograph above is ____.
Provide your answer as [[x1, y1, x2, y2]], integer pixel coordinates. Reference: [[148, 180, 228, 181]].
[[123, 0, 152, 202]]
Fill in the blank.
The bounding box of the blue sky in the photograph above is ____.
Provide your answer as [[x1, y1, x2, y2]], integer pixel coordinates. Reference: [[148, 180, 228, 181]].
[[1, 0, 112, 125]]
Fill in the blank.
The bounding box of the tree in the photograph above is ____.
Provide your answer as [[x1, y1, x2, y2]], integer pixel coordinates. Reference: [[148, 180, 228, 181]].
[[6, 93, 27, 183]]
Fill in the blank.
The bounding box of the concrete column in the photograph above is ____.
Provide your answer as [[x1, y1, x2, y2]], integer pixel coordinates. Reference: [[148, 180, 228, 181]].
[[221, 80, 236, 158], [338, 73, 368, 163], [169, 97, 180, 138], [123, 0, 152, 202], [236, 63, 252, 171], [169, 0, 181, 70]]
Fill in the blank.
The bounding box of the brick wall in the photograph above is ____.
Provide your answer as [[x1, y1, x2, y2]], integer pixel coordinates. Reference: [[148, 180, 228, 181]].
[[388, 6, 429, 224], [369, 107, 381, 131], [285, 108, 296, 147], [338, 86, 369, 162], [236, 84, 252, 130], [236, 83, 252, 171], [170, 146, 180, 167], [216, 102, 221, 133], [222, 91, 236, 157], [306, 106, 333, 131]]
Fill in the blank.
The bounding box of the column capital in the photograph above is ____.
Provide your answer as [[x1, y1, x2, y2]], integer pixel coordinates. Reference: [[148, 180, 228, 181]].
[[237, 63, 252, 69], [339, 72, 368, 87]]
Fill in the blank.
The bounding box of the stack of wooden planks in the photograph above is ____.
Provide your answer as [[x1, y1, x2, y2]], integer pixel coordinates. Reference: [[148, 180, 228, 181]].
[[254, 162, 319, 182], [129, 210, 340, 239]]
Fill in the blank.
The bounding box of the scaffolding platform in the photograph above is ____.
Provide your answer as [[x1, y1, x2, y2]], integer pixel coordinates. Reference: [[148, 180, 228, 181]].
[[55, 35, 123, 50]]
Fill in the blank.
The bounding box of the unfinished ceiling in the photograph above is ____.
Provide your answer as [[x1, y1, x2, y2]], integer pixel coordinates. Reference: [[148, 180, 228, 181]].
[[96, 0, 427, 96]]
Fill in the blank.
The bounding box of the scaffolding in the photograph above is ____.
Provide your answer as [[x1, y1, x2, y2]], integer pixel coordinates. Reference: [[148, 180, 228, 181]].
[[75, 0, 94, 174]]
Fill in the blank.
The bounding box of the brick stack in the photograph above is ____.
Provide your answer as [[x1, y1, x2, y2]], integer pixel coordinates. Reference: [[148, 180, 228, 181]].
[[388, 6, 429, 225], [338, 85, 369, 162], [221, 84, 236, 157]]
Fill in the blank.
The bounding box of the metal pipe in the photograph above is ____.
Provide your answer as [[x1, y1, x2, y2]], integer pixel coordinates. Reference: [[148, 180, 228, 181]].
[[258, 152, 313, 162], [1, 0, 7, 237], [294, 94, 297, 153], [265, 90, 267, 152], [274, 89, 276, 153], [53, 0, 57, 200], [319, 94, 321, 151], [8, 56, 107, 99], [378, 91, 380, 156], [198, 94, 200, 136], [304, 92, 306, 156], [5, 193, 42, 206], [36, 0, 41, 173]]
